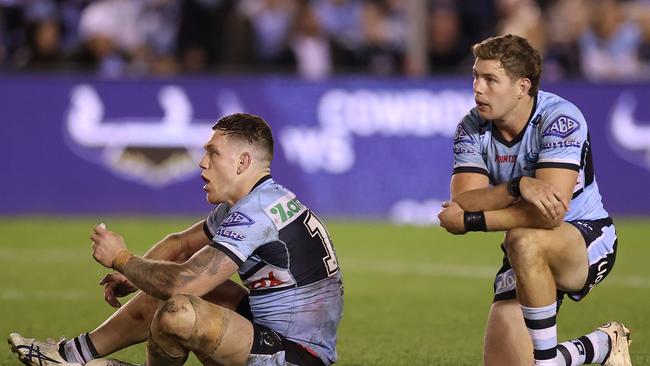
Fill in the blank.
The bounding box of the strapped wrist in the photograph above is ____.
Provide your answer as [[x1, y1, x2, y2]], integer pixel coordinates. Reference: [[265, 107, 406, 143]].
[[507, 176, 523, 197], [464, 211, 487, 232], [112, 249, 133, 271]]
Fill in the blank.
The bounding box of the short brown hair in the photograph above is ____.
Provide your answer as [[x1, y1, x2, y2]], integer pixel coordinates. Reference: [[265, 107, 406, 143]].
[[212, 113, 274, 161], [472, 34, 542, 96]]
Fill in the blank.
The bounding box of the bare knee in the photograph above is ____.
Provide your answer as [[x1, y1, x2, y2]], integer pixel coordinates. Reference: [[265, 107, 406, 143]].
[[151, 294, 198, 342], [150, 294, 231, 359], [504, 228, 545, 268]]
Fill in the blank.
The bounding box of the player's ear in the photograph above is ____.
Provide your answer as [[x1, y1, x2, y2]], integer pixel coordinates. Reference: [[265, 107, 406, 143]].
[[237, 152, 251, 175], [519, 77, 531, 98]]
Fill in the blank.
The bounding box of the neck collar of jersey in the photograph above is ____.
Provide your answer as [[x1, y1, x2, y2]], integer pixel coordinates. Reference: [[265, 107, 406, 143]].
[[250, 174, 273, 193]]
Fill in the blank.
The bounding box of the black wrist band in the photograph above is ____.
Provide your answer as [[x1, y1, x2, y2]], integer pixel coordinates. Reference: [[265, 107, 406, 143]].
[[507, 176, 523, 197], [464, 211, 487, 232]]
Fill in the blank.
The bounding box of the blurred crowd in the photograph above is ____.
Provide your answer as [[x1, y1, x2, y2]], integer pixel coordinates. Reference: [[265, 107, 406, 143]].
[[1, 0, 650, 80]]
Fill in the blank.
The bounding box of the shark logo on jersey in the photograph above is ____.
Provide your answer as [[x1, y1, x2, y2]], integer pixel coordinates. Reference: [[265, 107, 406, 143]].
[[543, 116, 580, 138], [221, 211, 255, 227], [454, 124, 473, 144], [524, 152, 539, 163], [64, 84, 244, 187], [609, 93, 650, 171], [523, 152, 538, 171]]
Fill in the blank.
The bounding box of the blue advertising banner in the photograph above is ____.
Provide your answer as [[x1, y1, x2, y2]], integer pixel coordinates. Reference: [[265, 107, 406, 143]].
[[1, 76, 649, 221]]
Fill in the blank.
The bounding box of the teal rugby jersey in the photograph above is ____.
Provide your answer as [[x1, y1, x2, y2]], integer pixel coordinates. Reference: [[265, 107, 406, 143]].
[[453, 90, 608, 221], [204, 176, 343, 365]]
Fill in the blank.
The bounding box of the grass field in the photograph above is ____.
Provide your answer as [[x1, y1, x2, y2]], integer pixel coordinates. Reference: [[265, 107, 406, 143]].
[[1, 217, 649, 366]]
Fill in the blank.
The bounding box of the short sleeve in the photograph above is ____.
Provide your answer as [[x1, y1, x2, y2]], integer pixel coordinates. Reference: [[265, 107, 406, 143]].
[[203, 203, 231, 239], [537, 108, 586, 171], [452, 117, 488, 176], [208, 207, 278, 267]]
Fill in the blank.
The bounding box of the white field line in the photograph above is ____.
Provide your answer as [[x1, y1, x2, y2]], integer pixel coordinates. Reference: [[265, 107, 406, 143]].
[[1, 259, 648, 301]]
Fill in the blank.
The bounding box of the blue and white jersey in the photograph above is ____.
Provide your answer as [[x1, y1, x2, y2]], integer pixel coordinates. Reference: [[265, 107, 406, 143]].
[[204, 176, 343, 365], [453, 90, 608, 221]]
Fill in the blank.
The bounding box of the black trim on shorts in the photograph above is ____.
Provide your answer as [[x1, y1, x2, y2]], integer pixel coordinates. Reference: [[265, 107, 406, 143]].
[[567, 217, 613, 243], [572, 188, 584, 199], [251, 324, 284, 355], [235, 295, 253, 322], [564, 217, 617, 301], [493, 217, 617, 305], [250, 324, 325, 366], [492, 245, 517, 302]]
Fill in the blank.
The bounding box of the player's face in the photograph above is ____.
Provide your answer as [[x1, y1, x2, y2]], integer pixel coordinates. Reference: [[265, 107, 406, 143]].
[[472, 58, 522, 122], [199, 131, 242, 204]]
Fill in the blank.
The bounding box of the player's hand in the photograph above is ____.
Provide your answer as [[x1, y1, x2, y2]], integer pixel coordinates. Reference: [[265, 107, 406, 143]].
[[99, 272, 137, 308], [519, 177, 568, 221], [91, 224, 127, 269], [438, 201, 466, 235]]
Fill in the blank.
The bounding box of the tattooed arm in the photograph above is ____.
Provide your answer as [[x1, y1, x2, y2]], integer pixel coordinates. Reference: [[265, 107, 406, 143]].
[[115, 246, 238, 300], [91, 225, 238, 300]]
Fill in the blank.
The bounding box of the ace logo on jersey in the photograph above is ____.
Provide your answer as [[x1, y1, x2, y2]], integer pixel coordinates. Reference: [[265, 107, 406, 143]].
[[221, 211, 255, 227], [543, 116, 580, 138], [454, 124, 473, 144]]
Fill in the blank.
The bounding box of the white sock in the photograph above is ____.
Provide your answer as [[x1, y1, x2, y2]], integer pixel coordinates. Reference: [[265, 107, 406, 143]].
[[62, 333, 99, 364], [521, 303, 558, 365], [557, 330, 611, 365]]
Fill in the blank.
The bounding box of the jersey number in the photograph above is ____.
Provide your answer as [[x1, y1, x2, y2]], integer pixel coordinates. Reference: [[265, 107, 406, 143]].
[[304, 212, 339, 276]]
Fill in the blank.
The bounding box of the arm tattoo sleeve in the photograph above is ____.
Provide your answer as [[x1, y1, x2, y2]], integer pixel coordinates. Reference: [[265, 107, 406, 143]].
[[119, 246, 231, 300]]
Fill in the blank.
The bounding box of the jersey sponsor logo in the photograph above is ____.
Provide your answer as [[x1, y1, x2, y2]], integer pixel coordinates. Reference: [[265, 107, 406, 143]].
[[588, 260, 609, 292], [494, 269, 516, 294], [221, 211, 255, 227], [215, 228, 247, 241], [265, 193, 307, 230], [494, 155, 517, 163], [540, 139, 581, 150], [454, 124, 473, 144], [243, 266, 295, 290], [542, 115, 580, 138], [453, 146, 474, 154]]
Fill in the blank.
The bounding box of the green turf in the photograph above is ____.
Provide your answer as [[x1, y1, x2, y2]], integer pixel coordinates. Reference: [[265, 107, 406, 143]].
[[1, 217, 648, 365]]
